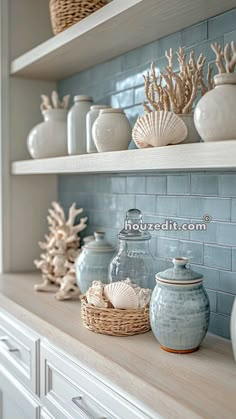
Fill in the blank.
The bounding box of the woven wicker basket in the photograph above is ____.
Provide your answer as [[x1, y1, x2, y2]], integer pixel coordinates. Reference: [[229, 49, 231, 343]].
[[49, 0, 107, 35], [81, 296, 151, 337]]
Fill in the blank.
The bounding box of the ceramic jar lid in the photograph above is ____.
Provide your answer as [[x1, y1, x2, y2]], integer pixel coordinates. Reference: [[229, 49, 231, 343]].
[[118, 209, 151, 241], [74, 95, 93, 102], [156, 257, 203, 285], [90, 105, 109, 110], [84, 231, 115, 252], [100, 108, 124, 114]]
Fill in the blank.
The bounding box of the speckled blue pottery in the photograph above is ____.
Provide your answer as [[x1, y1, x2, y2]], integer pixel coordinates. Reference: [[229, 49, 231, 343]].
[[150, 257, 210, 354], [75, 232, 115, 294]]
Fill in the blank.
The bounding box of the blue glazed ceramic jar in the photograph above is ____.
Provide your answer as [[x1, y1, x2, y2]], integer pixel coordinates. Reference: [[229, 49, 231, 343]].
[[75, 232, 115, 294], [150, 257, 210, 354]]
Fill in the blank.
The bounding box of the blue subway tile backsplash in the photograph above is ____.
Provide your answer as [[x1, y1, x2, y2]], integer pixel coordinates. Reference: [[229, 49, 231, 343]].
[[204, 244, 232, 271], [58, 9, 236, 339]]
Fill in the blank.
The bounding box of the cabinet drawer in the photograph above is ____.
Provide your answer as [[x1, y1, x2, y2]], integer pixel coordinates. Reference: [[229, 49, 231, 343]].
[[0, 364, 41, 419], [0, 310, 40, 395], [41, 342, 151, 419]]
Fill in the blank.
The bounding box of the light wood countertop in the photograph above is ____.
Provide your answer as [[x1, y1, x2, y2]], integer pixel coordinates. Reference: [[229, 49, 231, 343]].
[[0, 273, 235, 419]]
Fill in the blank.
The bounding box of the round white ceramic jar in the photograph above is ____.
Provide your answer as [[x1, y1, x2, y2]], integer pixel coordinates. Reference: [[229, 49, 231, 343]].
[[27, 109, 68, 159], [231, 297, 236, 361], [92, 108, 132, 152], [67, 95, 93, 155], [86, 105, 110, 153], [194, 73, 236, 142]]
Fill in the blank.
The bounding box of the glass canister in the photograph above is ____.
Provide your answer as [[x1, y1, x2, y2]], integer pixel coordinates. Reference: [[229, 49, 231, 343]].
[[108, 209, 155, 289], [67, 95, 93, 155], [150, 257, 210, 354], [86, 105, 110, 153], [75, 231, 115, 294]]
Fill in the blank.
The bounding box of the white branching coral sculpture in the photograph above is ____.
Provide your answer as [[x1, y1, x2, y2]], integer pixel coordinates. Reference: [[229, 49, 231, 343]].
[[34, 202, 87, 300], [211, 41, 236, 74], [143, 47, 213, 115]]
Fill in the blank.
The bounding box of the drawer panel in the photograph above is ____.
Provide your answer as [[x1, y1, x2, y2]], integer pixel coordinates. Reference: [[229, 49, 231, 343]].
[[0, 364, 41, 419], [0, 310, 40, 395], [41, 342, 152, 419]]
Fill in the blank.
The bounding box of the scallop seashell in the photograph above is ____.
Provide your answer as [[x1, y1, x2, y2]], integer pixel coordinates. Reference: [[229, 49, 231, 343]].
[[104, 282, 139, 309], [123, 278, 138, 288], [86, 286, 108, 308], [91, 280, 104, 290], [132, 111, 187, 148], [135, 288, 152, 308]]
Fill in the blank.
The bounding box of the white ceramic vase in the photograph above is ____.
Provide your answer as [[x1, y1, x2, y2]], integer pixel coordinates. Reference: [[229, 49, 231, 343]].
[[86, 105, 109, 153], [67, 95, 93, 155], [179, 114, 201, 143], [92, 108, 132, 152], [194, 74, 236, 142], [231, 297, 236, 361], [27, 109, 68, 159]]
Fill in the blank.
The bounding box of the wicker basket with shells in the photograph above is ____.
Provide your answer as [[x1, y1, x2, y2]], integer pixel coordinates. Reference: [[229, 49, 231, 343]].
[[81, 279, 151, 336]]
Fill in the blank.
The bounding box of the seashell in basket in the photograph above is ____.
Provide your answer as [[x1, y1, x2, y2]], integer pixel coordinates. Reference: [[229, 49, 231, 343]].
[[135, 288, 152, 308], [86, 286, 108, 308], [91, 280, 104, 290], [132, 111, 188, 148], [123, 278, 138, 288], [104, 282, 139, 309]]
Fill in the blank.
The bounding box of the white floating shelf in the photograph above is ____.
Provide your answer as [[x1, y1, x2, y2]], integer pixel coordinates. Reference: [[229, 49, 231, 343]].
[[12, 141, 236, 175], [11, 0, 236, 80]]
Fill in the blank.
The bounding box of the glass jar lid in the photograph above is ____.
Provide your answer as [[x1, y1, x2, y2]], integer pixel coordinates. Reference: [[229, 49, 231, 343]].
[[84, 231, 115, 252], [156, 257, 203, 284], [118, 209, 151, 241]]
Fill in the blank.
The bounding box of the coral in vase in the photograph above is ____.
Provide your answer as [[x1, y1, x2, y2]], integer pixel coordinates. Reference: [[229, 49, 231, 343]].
[[34, 202, 88, 300], [133, 47, 213, 147], [27, 91, 70, 159]]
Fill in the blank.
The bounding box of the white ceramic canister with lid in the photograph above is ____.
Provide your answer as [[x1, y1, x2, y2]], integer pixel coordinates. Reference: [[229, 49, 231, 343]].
[[67, 95, 93, 155], [86, 105, 110, 153], [92, 108, 132, 152]]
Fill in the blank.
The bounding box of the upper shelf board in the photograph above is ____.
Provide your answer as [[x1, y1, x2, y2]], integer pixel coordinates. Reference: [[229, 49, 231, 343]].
[[11, 0, 236, 81], [11, 140, 236, 175]]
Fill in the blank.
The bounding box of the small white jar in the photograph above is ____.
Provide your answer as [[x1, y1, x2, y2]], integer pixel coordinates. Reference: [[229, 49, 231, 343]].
[[86, 105, 110, 153], [93, 108, 132, 152], [27, 109, 68, 159], [67, 95, 93, 155]]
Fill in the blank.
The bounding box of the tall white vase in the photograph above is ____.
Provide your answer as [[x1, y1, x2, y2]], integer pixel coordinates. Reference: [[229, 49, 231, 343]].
[[67, 95, 93, 155], [27, 109, 68, 159], [194, 74, 236, 142]]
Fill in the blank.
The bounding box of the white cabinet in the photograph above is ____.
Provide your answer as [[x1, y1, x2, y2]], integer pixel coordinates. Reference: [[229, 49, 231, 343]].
[[0, 311, 40, 394], [41, 342, 151, 419], [40, 408, 55, 419], [0, 310, 153, 419], [0, 365, 40, 419]]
